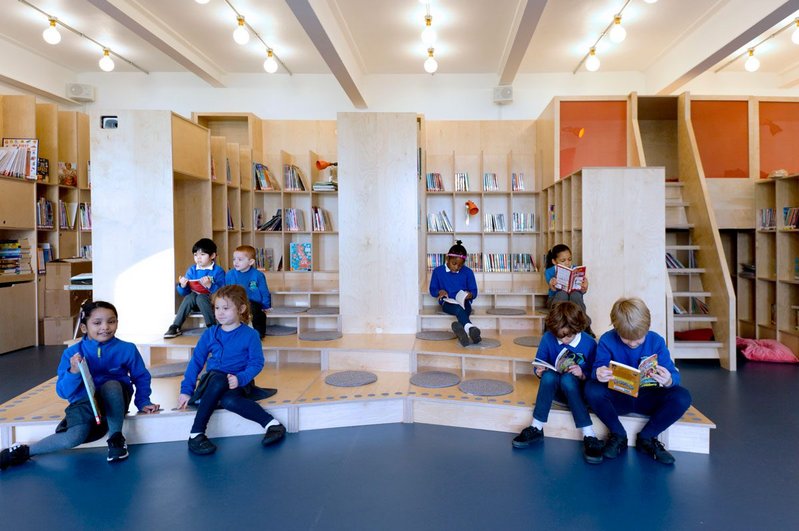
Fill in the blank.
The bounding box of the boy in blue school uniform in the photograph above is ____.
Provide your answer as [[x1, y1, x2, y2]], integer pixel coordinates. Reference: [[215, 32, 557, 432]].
[[164, 238, 226, 338], [225, 245, 271, 338], [585, 297, 692, 465]]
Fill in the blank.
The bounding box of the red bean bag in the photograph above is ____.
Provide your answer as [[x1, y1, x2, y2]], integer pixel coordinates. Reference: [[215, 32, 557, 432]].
[[736, 337, 799, 363]]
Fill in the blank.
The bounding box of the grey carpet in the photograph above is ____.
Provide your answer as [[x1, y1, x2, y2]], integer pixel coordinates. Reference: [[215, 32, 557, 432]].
[[150, 361, 189, 378], [270, 306, 309, 314], [410, 371, 460, 388], [182, 327, 205, 336], [464, 337, 501, 350], [265, 325, 297, 336], [416, 330, 457, 341], [513, 336, 541, 347], [307, 306, 339, 315], [486, 307, 526, 315], [324, 370, 378, 387], [299, 330, 343, 341], [458, 378, 514, 397]]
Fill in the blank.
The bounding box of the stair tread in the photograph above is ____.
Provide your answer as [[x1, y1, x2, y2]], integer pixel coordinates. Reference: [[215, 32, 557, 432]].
[[673, 341, 723, 348], [665, 182, 684, 187], [667, 268, 706, 274], [666, 245, 701, 250], [666, 224, 695, 229], [673, 315, 718, 321], [672, 291, 712, 297]]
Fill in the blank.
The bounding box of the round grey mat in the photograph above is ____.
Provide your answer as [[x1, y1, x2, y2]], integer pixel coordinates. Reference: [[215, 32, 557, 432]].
[[486, 307, 526, 316], [182, 327, 205, 336], [307, 306, 339, 315], [464, 337, 501, 350], [270, 306, 309, 314], [410, 371, 461, 388], [150, 361, 188, 378], [324, 370, 378, 387], [265, 325, 297, 336], [299, 330, 343, 341], [458, 378, 514, 397], [513, 335, 541, 347], [416, 330, 457, 341]]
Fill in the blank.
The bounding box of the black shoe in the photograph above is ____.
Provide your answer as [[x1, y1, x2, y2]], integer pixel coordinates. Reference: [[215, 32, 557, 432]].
[[468, 325, 482, 344], [512, 426, 544, 448], [451, 322, 470, 347], [107, 432, 129, 462], [583, 436, 604, 464], [636, 435, 676, 465], [164, 325, 182, 339], [602, 432, 628, 459], [262, 423, 286, 446], [188, 433, 217, 455], [0, 444, 30, 470]]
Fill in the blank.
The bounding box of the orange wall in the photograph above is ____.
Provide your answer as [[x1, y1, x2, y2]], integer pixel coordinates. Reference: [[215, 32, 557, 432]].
[[691, 100, 748, 178], [559, 101, 626, 178], [759, 101, 799, 178]]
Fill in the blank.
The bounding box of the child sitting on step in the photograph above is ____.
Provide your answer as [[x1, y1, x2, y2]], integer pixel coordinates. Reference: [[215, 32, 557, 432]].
[[585, 297, 692, 465], [177, 285, 285, 455], [1, 301, 159, 471], [512, 301, 603, 464], [429, 240, 481, 347]]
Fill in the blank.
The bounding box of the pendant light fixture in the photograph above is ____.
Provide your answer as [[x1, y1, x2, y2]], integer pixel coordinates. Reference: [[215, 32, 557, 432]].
[[263, 49, 278, 73], [98, 49, 115, 72], [585, 48, 600, 72], [421, 14, 437, 46], [42, 17, 61, 45], [424, 48, 438, 74], [233, 15, 250, 45], [609, 15, 626, 43], [744, 49, 760, 72]]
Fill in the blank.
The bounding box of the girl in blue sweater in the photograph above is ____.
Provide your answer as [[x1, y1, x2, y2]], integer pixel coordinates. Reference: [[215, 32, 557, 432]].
[[429, 240, 480, 347], [1, 301, 159, 471], [177, 285, 284, 455]]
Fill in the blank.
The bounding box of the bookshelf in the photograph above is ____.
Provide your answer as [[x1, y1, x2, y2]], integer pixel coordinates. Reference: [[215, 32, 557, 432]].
[[420, 121, 542, 333]]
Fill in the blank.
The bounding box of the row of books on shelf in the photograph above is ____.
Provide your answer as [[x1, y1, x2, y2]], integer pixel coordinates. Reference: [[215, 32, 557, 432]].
[[253, 163, 279, 191], [511, 212, 535, 232], [426, 172, 529, 192], [672, 298, 709, 315], [0, 143, 36, 180], [36, 200, 92, 231], [210, 156, 233, 184], [427, 211, 536, 233], [0, 238, 33, 277], [255, 208, 334, 232], [739, 263, 756, 279], [311, 206, 333, 231], [484, 213, 507, 232], [427, 211, 453, 232], [783, 207, 799, 229], [284, 164, 306, 191], [759, 208, 776, 230], [252, 242, 314, 272], [665, 251, 695, 269], [426, 252, 538, 272]]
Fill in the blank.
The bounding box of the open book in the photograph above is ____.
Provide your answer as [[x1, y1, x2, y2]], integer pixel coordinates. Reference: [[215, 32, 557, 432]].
[[187, 279, 211, 294], [608, 353, 658, 397], [78, 357, 102, 425], [533, 347, 585, 373], [441, 290, 469, 309], [554, 264, 587, 293]]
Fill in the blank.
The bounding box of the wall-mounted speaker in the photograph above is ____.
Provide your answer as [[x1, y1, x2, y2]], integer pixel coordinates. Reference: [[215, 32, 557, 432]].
[[66, 83, 95, 103], [493, 85, 513, 105]]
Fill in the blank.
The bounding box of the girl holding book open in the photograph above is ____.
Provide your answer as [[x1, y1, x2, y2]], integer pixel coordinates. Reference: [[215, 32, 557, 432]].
[[545, 244, 594, 336], [429, 240, 481, 347], [1, 301, 159, 471]]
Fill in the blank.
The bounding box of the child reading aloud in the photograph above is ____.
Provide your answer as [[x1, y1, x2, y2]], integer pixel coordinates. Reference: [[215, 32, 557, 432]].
[[1, 301, 159, 471], [585, 297, 692, 465], [226, 245, 271, 339], [429, 240, 481, 347], [164, 238, 226, 338], [512, 302, 604, 464], [177, 285, 285, 455]]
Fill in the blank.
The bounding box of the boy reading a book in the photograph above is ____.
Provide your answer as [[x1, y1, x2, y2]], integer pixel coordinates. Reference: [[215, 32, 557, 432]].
[[226, 245, 271, 338], [585, 297, 692, 465], [164, 238, 226, 338], [512, 302, 603, 464], [429, 240, 481, 347]]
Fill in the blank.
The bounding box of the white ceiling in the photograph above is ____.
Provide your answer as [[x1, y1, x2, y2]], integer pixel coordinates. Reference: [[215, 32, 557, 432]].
[[1, 0, 799, 105]]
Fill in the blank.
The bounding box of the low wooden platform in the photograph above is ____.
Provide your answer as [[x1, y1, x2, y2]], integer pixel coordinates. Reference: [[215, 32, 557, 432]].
[[0, 333, 716, 454]]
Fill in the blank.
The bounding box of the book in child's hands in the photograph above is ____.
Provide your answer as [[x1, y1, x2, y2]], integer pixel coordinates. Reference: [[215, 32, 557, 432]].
[[187, 279, 211, 294], [532, 347, 585, 373], [608, 353, 658, 397], [78, 357, 102, 425], [554, 264, 587, 293], [441, 290, 469, 309]]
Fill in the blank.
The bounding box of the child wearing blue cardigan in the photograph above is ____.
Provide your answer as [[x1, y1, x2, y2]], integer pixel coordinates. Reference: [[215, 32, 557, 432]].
[[585, 297, 692, 465], [429, 240, 481, 347], [512, 301, 603, 464], [1, 301, 158, 470], [177, 285, 284, 455]]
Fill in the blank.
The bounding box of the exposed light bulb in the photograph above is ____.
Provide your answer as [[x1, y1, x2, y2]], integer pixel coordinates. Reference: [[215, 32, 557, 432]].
[[421, 15, 437, 46], [195, 0, 210, 4], [424, 48, 438, 74], [233, 16, 250, 45], [263, 50, 278, 73], [99, 49, 115, 72], [744, 49, 759, 72], [792, 20, 799, 45], [609, 15, 626, 43], [585, 48, 600, 72], [42, 18, 61, 45]]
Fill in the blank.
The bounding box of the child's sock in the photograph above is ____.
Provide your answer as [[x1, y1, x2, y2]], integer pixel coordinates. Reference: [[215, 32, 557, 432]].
[[532, 419, 544, 430], [265, 419, 281, 429], [464, 323, 474, 333], [582, 426, 596, 438], [189, 432, 203, 439]]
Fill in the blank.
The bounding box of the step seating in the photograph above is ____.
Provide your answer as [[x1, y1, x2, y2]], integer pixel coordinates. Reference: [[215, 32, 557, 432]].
[[0, 333, 715, 454]]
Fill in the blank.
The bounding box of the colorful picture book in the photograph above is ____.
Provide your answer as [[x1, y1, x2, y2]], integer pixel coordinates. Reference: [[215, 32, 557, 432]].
[[608, 353, 658, 397], [1, 138, 38, 180], [187, 279, 211, 294], [533, 347, 585, 373], [554, 264, 586, 293], [58, 161, 78, 186], [289, 242, 312, 272]]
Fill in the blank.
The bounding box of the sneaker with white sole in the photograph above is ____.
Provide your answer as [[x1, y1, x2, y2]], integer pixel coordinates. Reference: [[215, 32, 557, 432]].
[[164, 325, 182, 339], [107, 432, 129, 462]]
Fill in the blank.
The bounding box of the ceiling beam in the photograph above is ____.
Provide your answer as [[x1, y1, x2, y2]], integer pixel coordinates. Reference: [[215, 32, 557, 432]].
[[498, 0, 548, 86], [85, 0, 226, 88], [647, 0, 799, 95], [286, 0, 367, 109], [779, 62, 799, 88]]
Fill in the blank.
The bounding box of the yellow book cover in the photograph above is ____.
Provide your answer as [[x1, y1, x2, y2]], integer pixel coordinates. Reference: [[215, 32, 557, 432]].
[[608, 354, 659, 397]]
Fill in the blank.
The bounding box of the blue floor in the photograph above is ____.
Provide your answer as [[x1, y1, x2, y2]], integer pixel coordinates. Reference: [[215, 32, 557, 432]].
[[1, 348, 798, 530]]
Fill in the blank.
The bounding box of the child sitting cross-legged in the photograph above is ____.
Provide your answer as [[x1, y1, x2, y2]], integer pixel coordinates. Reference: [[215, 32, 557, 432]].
[[512, 301, 604, 464], [177, 285, 285, 455]]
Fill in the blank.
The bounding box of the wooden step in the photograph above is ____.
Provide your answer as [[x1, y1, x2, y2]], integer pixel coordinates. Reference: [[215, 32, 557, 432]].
[[666, 200, 690, 207], [672, 291, 711, 297], [666, 223, 695, 230], [667, 268, 706, 274], [673, 340, 724, 349], [665, 182, 684, 187], [673, 315, 718, 323], [666, 245, 700, 251]]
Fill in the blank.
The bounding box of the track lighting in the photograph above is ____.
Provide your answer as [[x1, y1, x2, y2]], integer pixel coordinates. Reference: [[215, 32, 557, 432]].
[[424, 48, 438, 74], [263, 49, 278, 73], [42, 17, 61, 45], [98, 49, 115, 72], [233, 15, 250, 45]]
